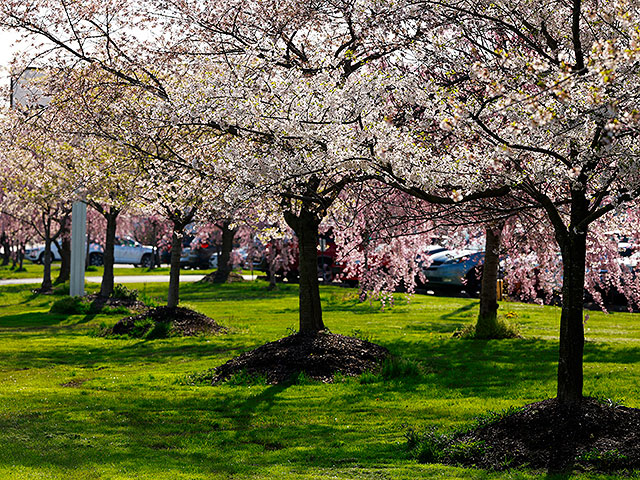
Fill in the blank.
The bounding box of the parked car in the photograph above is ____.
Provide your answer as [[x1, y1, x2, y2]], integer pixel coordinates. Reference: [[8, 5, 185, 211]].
[[84, 237, 154, 267], [26, 243, 102, 264], [180, 242, 216, 269], [260, 232, 343, 282], [420, 249, 485, 293]]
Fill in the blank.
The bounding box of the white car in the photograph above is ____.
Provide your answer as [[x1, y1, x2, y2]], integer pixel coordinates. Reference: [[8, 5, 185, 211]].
[[27, 237, 154, 267], [26, 243, 102, 264]]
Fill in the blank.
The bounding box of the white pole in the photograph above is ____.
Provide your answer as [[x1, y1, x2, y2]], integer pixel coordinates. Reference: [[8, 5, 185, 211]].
[[70, 201, 87, 296]]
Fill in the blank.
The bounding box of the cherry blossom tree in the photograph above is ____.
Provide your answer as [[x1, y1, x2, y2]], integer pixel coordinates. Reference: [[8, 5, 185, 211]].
[[0, 112, 73, 291], [368, 0, 640, 404]]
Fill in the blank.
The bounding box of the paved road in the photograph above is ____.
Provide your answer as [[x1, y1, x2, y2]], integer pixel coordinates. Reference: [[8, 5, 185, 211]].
[[0, 274, 258, 286]]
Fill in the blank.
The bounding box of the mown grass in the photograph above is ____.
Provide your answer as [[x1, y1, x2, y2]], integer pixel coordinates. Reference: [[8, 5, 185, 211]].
[[0, 263, 218, 280], [0, 280, 638, 479]]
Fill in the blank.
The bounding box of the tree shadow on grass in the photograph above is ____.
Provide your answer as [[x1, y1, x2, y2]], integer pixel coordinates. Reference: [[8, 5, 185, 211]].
[[439, 301, 479, 321], [376, 336, 640, 399]]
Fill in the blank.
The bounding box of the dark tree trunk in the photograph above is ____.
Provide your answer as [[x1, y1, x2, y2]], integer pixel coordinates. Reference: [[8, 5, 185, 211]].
[[41, 231, 53, 292], [18, 242, 25, 270], [476, 223, 504, 338], [284, 208, 325, 333], [213, 221, 237, 283], [54, 220, 71, 284], [167, 227, 182, 308], [99, 209, 119, 298], [543, 180, 591, 406], [557, 231, 587, 405]]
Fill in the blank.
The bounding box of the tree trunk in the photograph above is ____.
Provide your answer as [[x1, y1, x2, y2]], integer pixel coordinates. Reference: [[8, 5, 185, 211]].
[[41, 229, 53, 292], [11, 243, 17, 269], [18, 242, 25, 270], [167, 227, 182, 308], [476, 222, 504, 338], [213, 221, 236, 283], [55, 221, 71, 284], [99, 209, 118, 298], [557, 232, 587, 405], [284, 208, 325, 333]]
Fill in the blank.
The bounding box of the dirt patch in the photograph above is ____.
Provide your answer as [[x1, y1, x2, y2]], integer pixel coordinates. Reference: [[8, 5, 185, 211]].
[[427, 397, 640, 472], [212, 331, 389, 384], [106, 306, 227, 338]]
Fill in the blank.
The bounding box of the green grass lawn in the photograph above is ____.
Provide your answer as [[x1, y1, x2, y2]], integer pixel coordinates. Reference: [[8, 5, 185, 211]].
[[0, 263, 220, 280], [0, 280, 638, 479]]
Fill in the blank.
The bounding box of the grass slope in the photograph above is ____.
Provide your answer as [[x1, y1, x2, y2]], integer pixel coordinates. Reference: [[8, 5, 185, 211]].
[[0, 281, 638, 479]]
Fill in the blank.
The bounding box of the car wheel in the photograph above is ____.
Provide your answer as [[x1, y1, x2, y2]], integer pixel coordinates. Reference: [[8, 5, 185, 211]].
[[89, 252, 104, 266], [141, 253, 152, 268], [38, 252, 45, 264]]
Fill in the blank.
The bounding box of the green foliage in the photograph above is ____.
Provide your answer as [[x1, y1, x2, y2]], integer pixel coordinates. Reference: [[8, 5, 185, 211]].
[[406, 428, 453, 463], [121, 317, 173, 340], [99, 305, 133, 315], [111, 283, 139, 301], [407, 406, 525, 465], [593, 395, 625, 408], [226, 370, 267, 386], [52, 281, 72, 295], [145, 320, 172, 339], [576, 449, 628, 469], [359, 356, 424, 384], [178, 368, 218, 386], [138, 292, 160, 308], [409, 430, 489, 465], [454, 313, 522, 339], [49, 295, 92, 314], [350, 328, 373, 343], [380, 356, 423, 379]]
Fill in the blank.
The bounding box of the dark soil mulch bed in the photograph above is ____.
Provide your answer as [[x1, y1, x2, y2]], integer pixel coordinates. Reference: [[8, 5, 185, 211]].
[[198, 271, 245, 284], [106, 306, 227, 337], [87, 293, 147, 312], [212, 331, 389, 384], [440, 397, 640, 472]]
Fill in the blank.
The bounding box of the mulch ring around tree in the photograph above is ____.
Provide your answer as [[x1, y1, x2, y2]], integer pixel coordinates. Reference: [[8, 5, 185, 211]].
[[87, 293, 147, 313], [198, 271, 245, 284], [424, 397, 640, 473], [104, 306, 227, 338], [212, 331, 389, 384]]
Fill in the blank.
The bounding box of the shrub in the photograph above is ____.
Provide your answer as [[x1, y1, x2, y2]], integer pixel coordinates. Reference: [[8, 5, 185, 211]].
[[144, 321, 172, 339], [453, 315, 522, 340], [129, 318, 154, 338], [50, 296, 91, 315], [111, 284, 139, 301], [405, 428, 452, 463], [380, 356, 423, 380]]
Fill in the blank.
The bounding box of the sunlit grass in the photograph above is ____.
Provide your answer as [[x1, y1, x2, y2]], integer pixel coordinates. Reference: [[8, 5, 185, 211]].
[[0, 280, 638, 479], [0, 262, 217, 280]]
